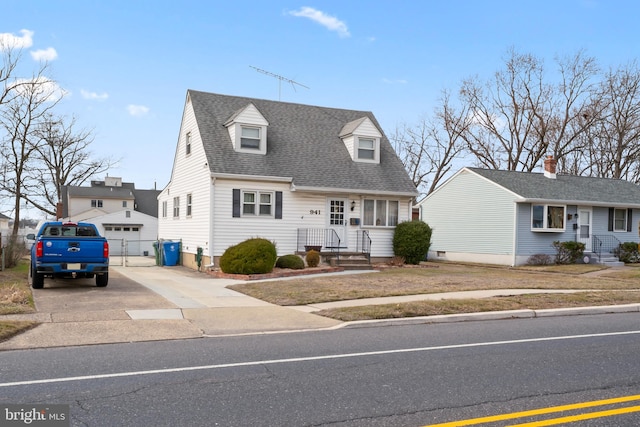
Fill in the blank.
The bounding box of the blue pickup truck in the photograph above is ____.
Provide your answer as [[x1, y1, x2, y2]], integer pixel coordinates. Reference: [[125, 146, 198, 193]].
[[27, 221, 110, 289]]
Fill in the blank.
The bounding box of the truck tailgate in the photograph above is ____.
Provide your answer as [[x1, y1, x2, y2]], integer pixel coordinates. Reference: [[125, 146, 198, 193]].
[[39, 238, 108, 264]]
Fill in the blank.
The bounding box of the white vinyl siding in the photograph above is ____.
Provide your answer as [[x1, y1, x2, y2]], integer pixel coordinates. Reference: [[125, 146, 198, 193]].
[[158, 98, 213, 258]]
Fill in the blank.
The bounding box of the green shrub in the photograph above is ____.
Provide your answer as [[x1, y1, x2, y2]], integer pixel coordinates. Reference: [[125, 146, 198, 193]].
[[219, 238, 277, 274], [392, 220, 432, 265], [275, 254, 305, 270], [552, 240, 585, 264], [614, 242, 640, 263], [306, 250, 320, 268]]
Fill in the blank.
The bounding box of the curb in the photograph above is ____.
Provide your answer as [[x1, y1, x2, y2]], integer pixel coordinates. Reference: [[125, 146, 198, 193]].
[[337, 304, 640, 330]]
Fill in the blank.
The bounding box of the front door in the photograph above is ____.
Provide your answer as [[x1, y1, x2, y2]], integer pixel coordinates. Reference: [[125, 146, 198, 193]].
[[327, 198, 348, 248], [577, 207, 592, 251]]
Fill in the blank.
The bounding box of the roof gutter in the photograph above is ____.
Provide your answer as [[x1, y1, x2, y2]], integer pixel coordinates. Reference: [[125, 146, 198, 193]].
[[291, 184, 418, 198], [211, 173, 293, 183], [517, 198, 640, 209]]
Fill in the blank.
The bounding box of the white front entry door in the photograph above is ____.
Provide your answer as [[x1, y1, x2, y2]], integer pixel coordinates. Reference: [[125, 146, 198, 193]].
[[577, 207, 592, 251], [327, 198, 348, 248]]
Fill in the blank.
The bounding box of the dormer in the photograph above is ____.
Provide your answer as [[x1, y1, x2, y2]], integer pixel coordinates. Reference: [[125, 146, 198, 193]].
[[339, 117, 382, 164], [224, 103, 269, 155]]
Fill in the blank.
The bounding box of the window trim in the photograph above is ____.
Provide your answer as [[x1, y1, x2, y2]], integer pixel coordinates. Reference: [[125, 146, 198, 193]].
[[531, 204, 566, 232], [173, 196, 180, 218], [162, 201, 168, 218], [612, 208, 631, 232], [240, 126, 261, 150], [186, 193, 193, 217], [362, 199, 400, 227], [185, 132, 192, 156], [241, 190, 274, 217], [356, 136, 380, 163]]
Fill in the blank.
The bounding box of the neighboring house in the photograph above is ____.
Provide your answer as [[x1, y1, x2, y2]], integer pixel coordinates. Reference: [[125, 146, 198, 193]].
[[61, 177, 161, 255], [419, 156, 640, 266], [0, 213, 10, 246], [158, 90, 418, 269]]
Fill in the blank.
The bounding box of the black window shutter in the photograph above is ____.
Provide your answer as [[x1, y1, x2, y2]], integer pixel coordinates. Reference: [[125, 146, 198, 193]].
[[275, 191, 283, 219], [608, 208, 614, 231], [232, 189, 240, 218], [628, 209, 633, 232]]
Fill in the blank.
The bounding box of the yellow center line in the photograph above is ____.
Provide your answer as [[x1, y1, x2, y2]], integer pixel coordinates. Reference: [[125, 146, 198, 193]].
[[508, 404, 640, 426], [424, 394, 640, 427]]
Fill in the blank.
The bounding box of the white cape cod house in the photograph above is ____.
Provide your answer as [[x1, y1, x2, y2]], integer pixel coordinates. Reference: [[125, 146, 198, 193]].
[[158, 91, 418, 269], [419, 156, 640, 266]]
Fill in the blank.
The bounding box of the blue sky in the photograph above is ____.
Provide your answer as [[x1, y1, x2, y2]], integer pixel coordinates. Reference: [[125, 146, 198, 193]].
[[3, 0, 640, 199]]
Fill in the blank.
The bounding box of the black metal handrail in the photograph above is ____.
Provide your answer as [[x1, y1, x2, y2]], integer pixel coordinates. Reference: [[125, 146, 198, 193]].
[[592, 234, 622, 260], [356, 230, 371, 262], [297, 228, 341, 260]]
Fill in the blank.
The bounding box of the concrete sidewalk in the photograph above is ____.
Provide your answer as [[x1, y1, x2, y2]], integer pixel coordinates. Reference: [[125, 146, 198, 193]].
[[1, 265, 639, 350]]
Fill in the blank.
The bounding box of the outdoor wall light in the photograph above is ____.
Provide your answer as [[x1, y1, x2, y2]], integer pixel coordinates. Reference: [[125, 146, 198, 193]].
[[351, 200, 356, 211]]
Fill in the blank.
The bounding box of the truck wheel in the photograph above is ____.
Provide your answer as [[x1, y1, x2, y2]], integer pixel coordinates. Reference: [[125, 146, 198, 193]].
[[96, 273, 108, 287], [30, 264, 44, 289]]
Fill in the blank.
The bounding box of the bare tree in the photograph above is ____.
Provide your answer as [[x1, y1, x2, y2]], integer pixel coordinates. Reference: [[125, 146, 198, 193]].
[[457, 48, 599, 172], [26, 114, 117, 216], [390, 91, 468, 197], [0, 72, 60, 265], [583, 62, 640, 181]]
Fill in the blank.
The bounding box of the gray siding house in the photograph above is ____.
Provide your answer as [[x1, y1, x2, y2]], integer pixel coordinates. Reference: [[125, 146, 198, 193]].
[[419, 156, 640, 266]]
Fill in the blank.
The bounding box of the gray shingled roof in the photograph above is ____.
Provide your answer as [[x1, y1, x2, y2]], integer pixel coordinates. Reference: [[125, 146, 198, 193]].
[[188, 90, 418, 196], [68, 186, 134, 199], [469, 168, 640, 206]]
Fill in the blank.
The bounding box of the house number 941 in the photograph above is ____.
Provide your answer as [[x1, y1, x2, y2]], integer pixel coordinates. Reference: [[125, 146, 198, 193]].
[[309, 210, 321, 215]]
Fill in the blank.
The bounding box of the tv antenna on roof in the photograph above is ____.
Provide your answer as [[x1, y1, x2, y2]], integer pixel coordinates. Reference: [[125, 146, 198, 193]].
[[250, 66, 309, 101]]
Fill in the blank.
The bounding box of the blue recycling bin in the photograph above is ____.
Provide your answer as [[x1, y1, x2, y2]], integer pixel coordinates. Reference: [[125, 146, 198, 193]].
[[162, 241, 180, 266]]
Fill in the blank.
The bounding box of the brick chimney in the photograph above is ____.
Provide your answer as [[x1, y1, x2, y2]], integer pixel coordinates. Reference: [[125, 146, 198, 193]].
[[543, 155, 557, 179], [56, 202, 63, 220]]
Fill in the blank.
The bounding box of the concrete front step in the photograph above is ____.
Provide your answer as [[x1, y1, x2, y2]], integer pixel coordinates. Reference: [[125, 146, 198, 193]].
[[329, 255, 373, 270]]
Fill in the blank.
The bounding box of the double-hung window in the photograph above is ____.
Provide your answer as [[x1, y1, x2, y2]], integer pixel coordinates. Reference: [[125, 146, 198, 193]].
[[173, 197, 180, 218], [91, 199, 103, 208], [240, 126, 261, 150], [363, 199, 399, 226], [531, 204, 565, 231], [162, 201, 167, 218], [242, 191, 273, 216], [614, 208, 627, 231], [357, 138, 376, 160], [186, 193, 193, 217]]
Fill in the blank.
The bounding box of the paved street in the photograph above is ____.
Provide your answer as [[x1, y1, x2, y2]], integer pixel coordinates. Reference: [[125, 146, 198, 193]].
[[2, 313, 640, 426]]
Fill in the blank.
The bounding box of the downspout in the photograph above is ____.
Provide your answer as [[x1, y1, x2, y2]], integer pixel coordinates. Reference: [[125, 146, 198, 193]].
[[209, 175, 216, 268], [511, 202, 518, 267]]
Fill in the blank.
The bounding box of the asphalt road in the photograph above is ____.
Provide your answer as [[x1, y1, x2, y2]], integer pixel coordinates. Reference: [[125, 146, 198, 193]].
[[1, 313, 640, 426]]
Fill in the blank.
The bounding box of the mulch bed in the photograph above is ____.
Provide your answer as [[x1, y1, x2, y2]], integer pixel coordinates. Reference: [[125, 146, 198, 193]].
[[206, 266, 345, 281]]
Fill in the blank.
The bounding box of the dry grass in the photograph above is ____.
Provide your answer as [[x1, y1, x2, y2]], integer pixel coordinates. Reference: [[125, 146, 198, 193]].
[[0, 259, 37, 341], [316, 291, 640, 321], [228, 262, 640, 321], [228, 262, 640, 306]]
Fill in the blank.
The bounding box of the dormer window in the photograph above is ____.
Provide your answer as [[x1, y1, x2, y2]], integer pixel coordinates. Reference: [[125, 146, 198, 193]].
[[340, 117, 382, 164], [240, 126, 261, 150], [357, 138, 376, 160], [224, 103, 269, 155]]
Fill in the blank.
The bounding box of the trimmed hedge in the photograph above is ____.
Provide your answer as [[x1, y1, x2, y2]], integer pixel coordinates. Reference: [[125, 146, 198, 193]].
[[219, 238, 277, 274], [275, 254, 305, 270], [552, 240, 585, 264], [306, 250, 320, 267], [393, 220, 432, 265]]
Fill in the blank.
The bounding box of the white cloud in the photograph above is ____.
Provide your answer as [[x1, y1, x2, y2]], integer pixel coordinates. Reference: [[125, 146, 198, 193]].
[[127, 104, 149, 116], [0, 29, 34, 50], [288, 7, 350, 38], [30, 47, 58, 61], [10, 77, 68, 102], [382, 78, 408, 84], [81, 89, 109, 101]]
